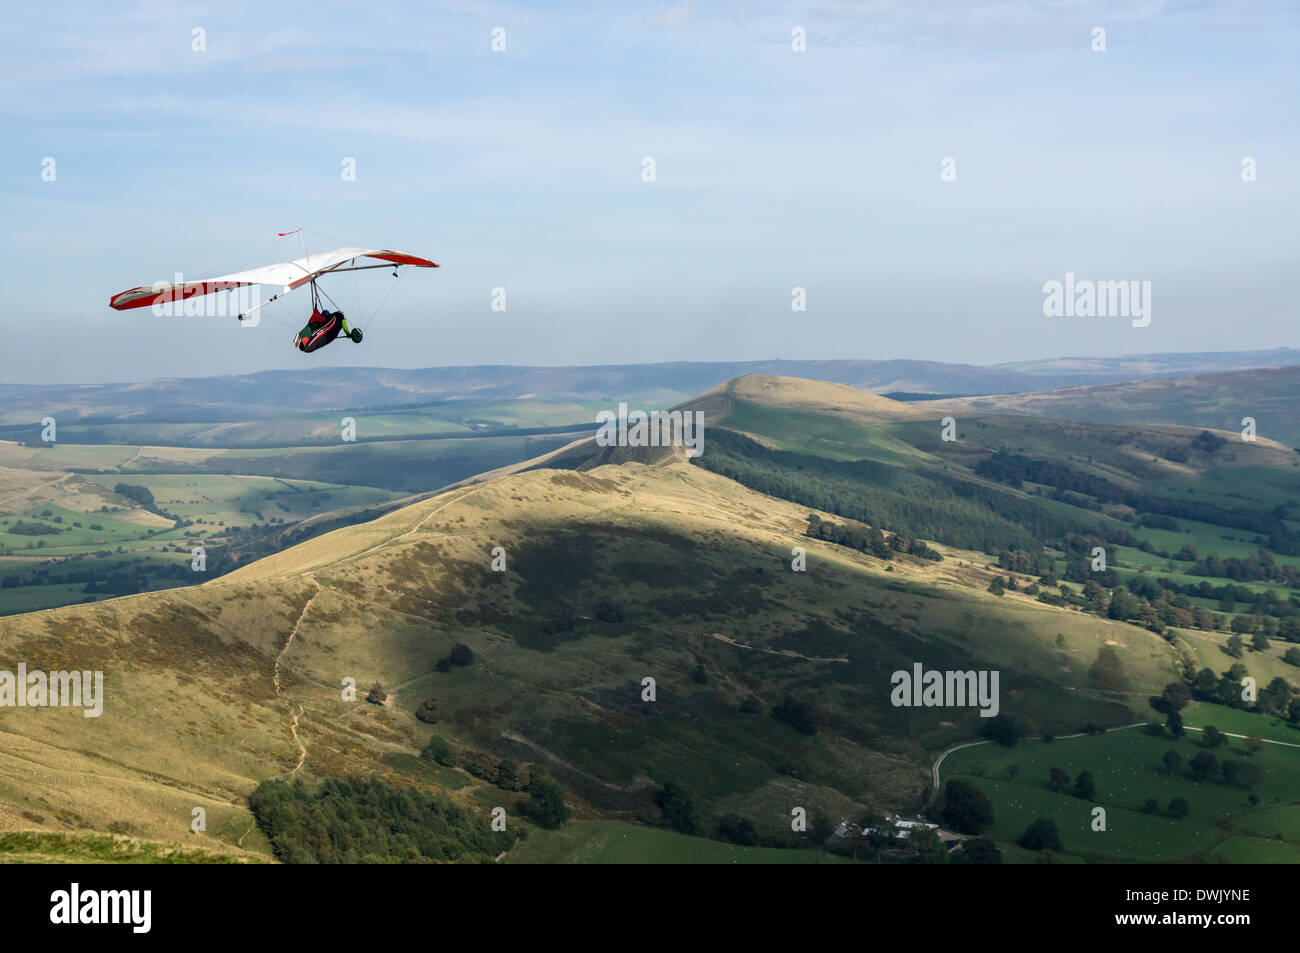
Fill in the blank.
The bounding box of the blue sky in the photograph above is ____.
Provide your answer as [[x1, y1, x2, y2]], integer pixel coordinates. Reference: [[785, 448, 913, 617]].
[[2, 0, 1297, 383]]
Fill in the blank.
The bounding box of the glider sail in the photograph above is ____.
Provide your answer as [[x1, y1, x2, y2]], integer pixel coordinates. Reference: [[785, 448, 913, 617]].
[[108, 247, 439, 312]]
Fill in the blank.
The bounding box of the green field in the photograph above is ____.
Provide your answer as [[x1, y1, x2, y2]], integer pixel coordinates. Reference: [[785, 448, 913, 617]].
[[505, 820, 856, 864], [724, 399, 932, 465], [944, 708, 1300, 862]]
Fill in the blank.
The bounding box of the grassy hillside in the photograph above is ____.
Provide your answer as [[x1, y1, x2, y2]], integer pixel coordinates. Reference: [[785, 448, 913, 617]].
[[0, 435, 1180, 861], [932, 365, 1300, 450], [1, 371, 1296, 863]]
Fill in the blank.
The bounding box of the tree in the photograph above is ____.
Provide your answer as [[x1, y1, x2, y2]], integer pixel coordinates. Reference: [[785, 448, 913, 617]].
[[1284, 647, 1300, 667], [1108, 588, 1142, 621], [1073, 770, 1096, 800], [654, 782, 696, 834], [1192, 667, 1219, 698], [1089, 646, 1128, 691], [1166, 797, 1189, 819], [1019, 819, 1062, 851], [715, 814, 759, 846], [941, 779, 994, 835], [523, 775, 571, 829], [1189, 751, 1218, 780], [1162, 750, 1181, 774], [1167, 710, 1185, 738], [954, 836, 1001, 864], [1161, 681, 1191, 712], [1253, 631, 1270, 653], [420, 734, 450, 764], [1141, 798, 1161, 814], [495, 759, 517, 790], [982, 714, 1020, 747], [907, 826, 948, 864], [1202, 725, 1225, 748], [1226, 634, 1244, 658], [1261, 677, 1293, 717], [1246, 736, 1263, 756], [448, 643, 474, 667], [414, 696, 441, 724], [1049, 767, 1071, 792], [366, 681, 388, 705]]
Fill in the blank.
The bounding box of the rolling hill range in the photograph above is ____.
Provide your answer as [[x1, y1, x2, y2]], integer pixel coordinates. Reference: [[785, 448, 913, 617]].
[[3, 347, 1297, 428], [930, 365, 1300, 451], [2, 373, 1299, 863], [993, 347, 1300, 380]]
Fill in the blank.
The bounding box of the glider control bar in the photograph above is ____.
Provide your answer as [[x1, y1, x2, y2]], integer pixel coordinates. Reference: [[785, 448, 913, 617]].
[[236, 290, 288, 322]]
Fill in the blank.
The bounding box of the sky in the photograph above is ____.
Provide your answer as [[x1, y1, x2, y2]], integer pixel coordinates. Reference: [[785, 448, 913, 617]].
[[1, 0, 1297, 384]]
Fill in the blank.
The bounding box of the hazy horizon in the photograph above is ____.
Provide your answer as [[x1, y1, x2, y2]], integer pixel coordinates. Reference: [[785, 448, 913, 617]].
[[1, 344, 1298, 388]]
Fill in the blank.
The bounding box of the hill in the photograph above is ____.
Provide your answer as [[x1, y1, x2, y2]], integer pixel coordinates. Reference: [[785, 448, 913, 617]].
[[931, 365, 1300, 450], [2, 372, 1298, 863], [5, 348, 1298, 428], [0, 407, 1185, 861]]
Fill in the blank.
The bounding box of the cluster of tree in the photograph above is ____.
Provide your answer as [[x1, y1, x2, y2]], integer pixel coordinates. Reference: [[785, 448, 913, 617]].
[[419, 734, 570, 828], [113, 482, 157, 510], [1136, 578, 1296, 628], [248, 776, 516, 863], [1047, 766, 1096, 800], [997, 548, 1058, 577], [1141, 796, 1190, 819], [695, 428, 1084, 553], [975, 450, 1121, 500], [886, 533, 943, 561], [998, 548, 1297, 635], [1191, 430, 1229, 453], [1161, 745, 1262, 788], [805, 514, 892, 560], [1138, 513, 1180, 531], [1188, 552, 1300, 586], [7, 519, 64, 536], [420, 734, 535, 792], [973, 450, 1300, 555]]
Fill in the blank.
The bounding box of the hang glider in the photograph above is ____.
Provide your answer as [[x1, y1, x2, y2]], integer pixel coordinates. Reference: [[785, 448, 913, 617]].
[[108, 247, 439, 313]]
